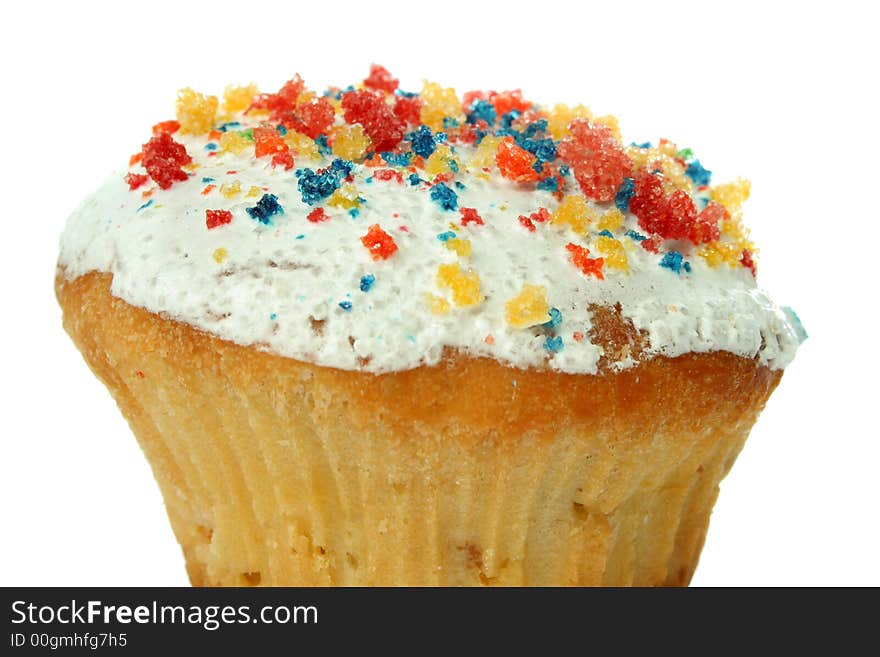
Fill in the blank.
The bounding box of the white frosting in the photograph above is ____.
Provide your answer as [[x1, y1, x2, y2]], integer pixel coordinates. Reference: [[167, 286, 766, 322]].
[[58, 128, 803, 374]]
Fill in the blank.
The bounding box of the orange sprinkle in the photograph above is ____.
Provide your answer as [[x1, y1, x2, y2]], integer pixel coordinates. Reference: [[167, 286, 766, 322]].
[[201, 184, 216, 195], [484, 335, 495, 345]]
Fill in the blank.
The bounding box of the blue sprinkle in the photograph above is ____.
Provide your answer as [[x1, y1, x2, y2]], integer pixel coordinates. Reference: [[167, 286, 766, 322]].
[[437, 231, 457, 242], [699, 196, 710, 209], [359, 274, 376, 292], [683, 261, 692, 273], [430, 182, 458, 211], [454, 180, 466, 190], [217, 121, 241, 132], [659, 251, 684, 273], [559, 165, 571, 177], [531, 159, 544, 173], [544, 336, 564, 353], [246, 193, 283, 224], [542, 307, 563, 329], [631, 141, 652, 149], [625, 230, 647, 242], [408, 173, 423, 186], [204, 143, 218, 151], [783, 306, 808, 342], [201, 177, 216, 183], [407, 335, 417, 343], [295, 159, 354, 205], [365, 176, 374, 184], [537, 177, 559, 192], [315, 134, 332, 156], [407, 125, 436, 158], [499, 110, 521, 129], [381, 151, 412, 167], [394, 89, 418, 98], [615, 177, 636, 212], [598, 230, 615, 238], [276, 124, 287, 136], [466, 99, 496, 126], [685, 160, 712, 187], [137, 199, 153, 212], [295, 234, 305, 240], [435, 132, 448, 144], [448, 158, 459, 173], [339, 300, 353, 312], [442, 117, 459, 129], [348, 208, 360, 219], [270, 313, 277, 321]]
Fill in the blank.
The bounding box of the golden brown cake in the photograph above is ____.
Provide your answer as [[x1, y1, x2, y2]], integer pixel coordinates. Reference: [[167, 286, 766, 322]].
[[57, 66, 804, 585]]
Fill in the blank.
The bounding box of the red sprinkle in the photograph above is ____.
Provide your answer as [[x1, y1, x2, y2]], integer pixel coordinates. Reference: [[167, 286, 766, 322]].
[[557, 120, 632, 202], [151, 120, 180, 135], [496, 137, 541, 182], [364, 64, 399, 94], [206, 209, 233, 229], [125, 172, 148, 190], [518, 207, 550, 232], [459, 207, 484, 226], [691, 201, 726, 244], [341, 89, 406, 152], [201, 184, 216, 195], [572, 331, 585, 343], [740, 249, 757, 277], [307, 207, 330, 223], [565, 242, 605, 279], [360, 224, 398, 260], [140, 131, 191, 190]]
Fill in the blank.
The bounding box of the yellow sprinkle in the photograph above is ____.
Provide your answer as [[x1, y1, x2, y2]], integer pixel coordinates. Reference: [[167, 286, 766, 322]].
[[247, 186, 262, 198], [424, 144, 461, 178], [505, 284, 550, 328], [593, 114, 621, 140], [285, 131, 319, 159], [698, 241, 741, 268], [219, 131, 251, 155], [425, 293, 451, 315], [595, 236, 629, 271], [711, 178, 751, 214], [546, 103, 593, 140], [220, 180, 242, 199], [598, 207, 624, 232], [437, 263, 483, 307], [551, 194, 596, 236], [420, 81, 464, 131], [175, 88, 218, 135], [222, 84, 258, 114], [444, 238, 472, 258], [183, 162, 200, 172], [327, 184, 361, 210], [467, 135, 502, 170], [212, 248, 228, 264], [331, 124, 371, 161]]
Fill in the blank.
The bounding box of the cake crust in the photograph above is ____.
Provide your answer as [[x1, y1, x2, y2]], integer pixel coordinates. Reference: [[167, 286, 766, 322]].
[[57, 271, 781, 586]]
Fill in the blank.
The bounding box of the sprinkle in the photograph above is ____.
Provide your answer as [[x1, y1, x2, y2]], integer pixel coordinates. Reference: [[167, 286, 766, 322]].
[[296, 159, 354, 205], [430, 182, 458, 211], [572, 331, 585, 342], [437, 263, 483, 307], [175, 88, 218, 135], [125, 173, 148, 190], [206, 209, 233, 229], [270, 313, 278, 320], [505, 284, 550, 328], [518, 207, 551, 232], [625, 229, 647, 242], [614, 177, 635, 211], [459, 207, 484, 226], [361, 224, 398, 260], [407, 125, 437, 158], [425, 293, 451, 315], [201, 184, 216, 195], [339, 300, 353, 312], [598, 207, 625, 232], [685, 160, 712, 187], [359, 274, 376, 292], [437, 231, 456, 242], [544, 336, 564, 353], [542, 307, 562, 329], [596, 235, 629, 271], [565, 243, 605, 279], [212, 247, 228, 263], [484, 334, 495, 345], [408, 173, 423, 186], [137, 199, 153, 212], [444, 238, 472, 257], [246, 193, 283, 224], [140, 132, 192, 189], [551, 195, 593, 235], [307, 207, 330, 223], [201, 177, 216, 183], [659, 250, 685, 273]]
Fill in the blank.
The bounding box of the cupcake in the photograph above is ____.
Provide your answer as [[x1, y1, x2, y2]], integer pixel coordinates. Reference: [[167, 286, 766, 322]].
[[56, 65, 804, 586]]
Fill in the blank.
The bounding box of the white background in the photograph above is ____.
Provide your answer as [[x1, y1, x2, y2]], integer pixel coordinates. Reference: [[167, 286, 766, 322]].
[[1, 0, 877, 586]]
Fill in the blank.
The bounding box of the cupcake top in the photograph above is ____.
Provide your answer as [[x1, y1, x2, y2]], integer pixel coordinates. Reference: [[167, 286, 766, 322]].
[[59, 66, 805, 374]]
